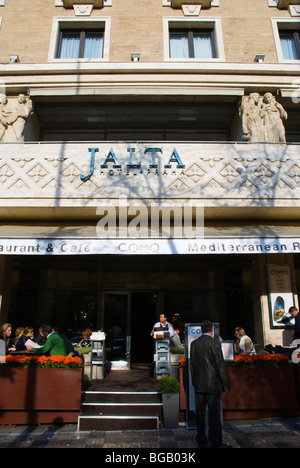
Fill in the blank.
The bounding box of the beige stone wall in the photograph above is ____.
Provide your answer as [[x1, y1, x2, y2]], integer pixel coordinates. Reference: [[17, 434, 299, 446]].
[[0, 0, 292, 64]]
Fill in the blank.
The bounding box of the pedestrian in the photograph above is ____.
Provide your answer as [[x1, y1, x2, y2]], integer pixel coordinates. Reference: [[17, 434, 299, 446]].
[[190, 320, 230, 448]]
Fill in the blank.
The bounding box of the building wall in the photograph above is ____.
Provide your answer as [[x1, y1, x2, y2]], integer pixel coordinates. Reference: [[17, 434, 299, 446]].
[[0, 0, 299, 349], [0, 0, 293, 64]]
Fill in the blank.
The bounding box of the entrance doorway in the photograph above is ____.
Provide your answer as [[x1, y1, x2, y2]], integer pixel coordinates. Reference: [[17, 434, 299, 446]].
[[102, 291, 158, 369]]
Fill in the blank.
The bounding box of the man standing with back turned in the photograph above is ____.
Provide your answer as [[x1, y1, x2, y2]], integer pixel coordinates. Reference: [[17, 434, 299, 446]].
[[190, 320, 230, 448]]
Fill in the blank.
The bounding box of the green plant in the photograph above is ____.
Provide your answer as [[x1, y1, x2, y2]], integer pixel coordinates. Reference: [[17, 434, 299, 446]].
[[170, 346, 184, 354], [158, 376, 180, 394], [74, 345, 91, 355]]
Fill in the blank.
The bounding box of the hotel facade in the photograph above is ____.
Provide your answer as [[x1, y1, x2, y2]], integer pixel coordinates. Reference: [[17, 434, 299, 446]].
[[0, 0, 300, 366]]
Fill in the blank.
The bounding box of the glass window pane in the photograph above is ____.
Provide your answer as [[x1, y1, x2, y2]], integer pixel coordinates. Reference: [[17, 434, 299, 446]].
[[280, 35, 298, 60], [193, 32, 214, 58], [170, 32, 189, 58], [83, 33, 104, 59], [59, 32, 80, 59]]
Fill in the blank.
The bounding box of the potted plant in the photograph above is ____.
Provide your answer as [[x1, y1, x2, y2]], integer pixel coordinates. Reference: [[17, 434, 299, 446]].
[[158, 376, 180, 428]]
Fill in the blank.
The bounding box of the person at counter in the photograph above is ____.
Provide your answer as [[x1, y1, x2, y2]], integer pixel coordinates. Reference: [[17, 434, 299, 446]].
[[151, 313, 175, 339], [26, 324, 67, 356], [234, 326, 256, 355], [151, 314, 184, 347]]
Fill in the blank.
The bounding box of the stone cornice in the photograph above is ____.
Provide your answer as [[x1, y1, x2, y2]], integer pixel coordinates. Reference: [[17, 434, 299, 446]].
[[0, 62, 299, 77]]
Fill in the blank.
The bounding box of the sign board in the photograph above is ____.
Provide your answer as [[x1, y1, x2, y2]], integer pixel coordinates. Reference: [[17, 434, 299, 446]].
[[266, 264, 295, 329]]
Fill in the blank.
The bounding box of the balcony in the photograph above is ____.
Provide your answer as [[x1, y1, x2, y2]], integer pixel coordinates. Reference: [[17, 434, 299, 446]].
[[62, 0, 103, 8], [277, 0, 300, 8], [171, 0, 212, 8]]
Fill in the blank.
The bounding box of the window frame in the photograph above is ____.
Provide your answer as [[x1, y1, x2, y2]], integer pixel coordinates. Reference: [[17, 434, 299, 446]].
[[57, 28, 104, 59], [272, 17, 300, 63], [169, 28, 215, 59], [163, 17, 225, 62], [279, 30, 300, 60], [48, 17, 111, 62]]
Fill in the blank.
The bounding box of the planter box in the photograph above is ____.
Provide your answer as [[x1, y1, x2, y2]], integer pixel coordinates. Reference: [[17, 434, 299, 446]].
[[0, 368, 82, 425], [222, 367, 298, 420], [170, 353, 184, 365]]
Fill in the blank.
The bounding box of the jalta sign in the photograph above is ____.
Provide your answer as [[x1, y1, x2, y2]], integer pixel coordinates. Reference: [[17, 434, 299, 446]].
[[80, 146, 186, 181]]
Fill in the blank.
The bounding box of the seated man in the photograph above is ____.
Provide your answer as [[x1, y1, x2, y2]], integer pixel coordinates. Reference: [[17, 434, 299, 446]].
[[26, 324, 66, 356]]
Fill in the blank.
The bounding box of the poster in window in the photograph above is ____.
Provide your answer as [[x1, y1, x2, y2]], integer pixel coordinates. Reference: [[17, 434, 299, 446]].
[[267, 265, 295, 329]]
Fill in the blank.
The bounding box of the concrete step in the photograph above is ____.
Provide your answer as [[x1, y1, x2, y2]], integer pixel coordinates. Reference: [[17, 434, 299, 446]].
[[77, 390, 162, 431], [83, 390, 161, 403], [78, 414, 159, 431], [81, 402, 163, 417]]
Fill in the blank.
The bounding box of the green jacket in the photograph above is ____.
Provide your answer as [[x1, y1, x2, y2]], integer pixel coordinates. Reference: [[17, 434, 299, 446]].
[[36, 332, 67, 356]]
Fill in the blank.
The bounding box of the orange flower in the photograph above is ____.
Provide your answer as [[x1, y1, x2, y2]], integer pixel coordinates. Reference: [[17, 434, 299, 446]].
[[0, 355, 83, 369], [229, 354, 290, 367]]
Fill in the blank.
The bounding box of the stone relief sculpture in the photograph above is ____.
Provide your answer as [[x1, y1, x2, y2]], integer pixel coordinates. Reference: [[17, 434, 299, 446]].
[[239, 92, 288, 143], [0, 94, 33, 142]]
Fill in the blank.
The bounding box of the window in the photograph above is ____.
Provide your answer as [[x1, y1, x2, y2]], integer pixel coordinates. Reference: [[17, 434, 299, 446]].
[[169, 29, 214, 59], [279, 31, 300, 60], [272, 18, 300, 62], [163, 18, 224, 61], [48, 17, 110, 62], [57, 29, 104, 59]]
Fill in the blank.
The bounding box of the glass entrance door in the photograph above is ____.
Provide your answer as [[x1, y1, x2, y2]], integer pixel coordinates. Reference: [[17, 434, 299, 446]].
[[102, 291, 159, 369], [102, 293, 130, 369]]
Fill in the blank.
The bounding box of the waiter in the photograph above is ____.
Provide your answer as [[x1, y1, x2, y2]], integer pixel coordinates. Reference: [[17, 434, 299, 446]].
[[151, 313, 175, 338], [151, 313, 183, 347]]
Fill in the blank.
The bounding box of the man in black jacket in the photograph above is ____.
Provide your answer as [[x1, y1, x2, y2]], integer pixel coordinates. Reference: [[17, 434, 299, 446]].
[[190, 320, 230, 448]]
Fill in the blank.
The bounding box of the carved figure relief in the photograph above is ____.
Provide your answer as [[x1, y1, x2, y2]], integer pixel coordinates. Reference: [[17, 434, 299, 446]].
[[239, 92, 288, 143], [0, 94, 33, 143]]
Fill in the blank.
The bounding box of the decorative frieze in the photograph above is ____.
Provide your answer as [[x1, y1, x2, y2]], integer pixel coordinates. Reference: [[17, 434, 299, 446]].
[[0, 143, 299, 209]]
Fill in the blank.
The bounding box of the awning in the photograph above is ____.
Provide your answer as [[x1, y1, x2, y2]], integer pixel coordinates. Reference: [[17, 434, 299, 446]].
[[0, 222, 299, 255]]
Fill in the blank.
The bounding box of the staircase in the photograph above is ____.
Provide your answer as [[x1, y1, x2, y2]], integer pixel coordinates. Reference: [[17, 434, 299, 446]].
[[77, 368, 163, 431], [78, 390, 162, 431]]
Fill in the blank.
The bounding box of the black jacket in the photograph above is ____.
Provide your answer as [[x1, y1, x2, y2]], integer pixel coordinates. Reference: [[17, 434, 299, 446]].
[[190, 334, 230, 394]]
